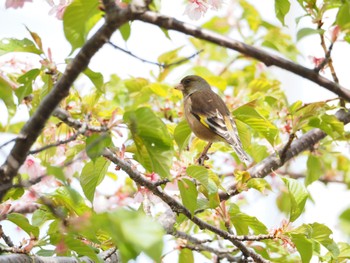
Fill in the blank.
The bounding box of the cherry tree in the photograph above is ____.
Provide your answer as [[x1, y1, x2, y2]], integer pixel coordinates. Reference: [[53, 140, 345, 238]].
[[0, 0, 350, 262]]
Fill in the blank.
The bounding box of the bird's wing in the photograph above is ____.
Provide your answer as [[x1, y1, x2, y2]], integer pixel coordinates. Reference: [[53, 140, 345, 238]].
[[189, 90, 250, 163], [189, 90, 232, 140]]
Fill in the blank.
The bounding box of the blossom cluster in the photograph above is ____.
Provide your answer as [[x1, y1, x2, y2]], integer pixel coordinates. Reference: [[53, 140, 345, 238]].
[[5, 0, 70, 20], [184, 0, 223, 20]]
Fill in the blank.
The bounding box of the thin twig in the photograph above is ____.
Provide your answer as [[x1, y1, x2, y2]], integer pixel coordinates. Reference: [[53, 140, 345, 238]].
[[0, 224, 14, 247], [103, 148, 270, 263], [135, 11, 350, 101], [219, 108, 350, 201], [279, 133, 296, 163], [316, 21, 339, 83], [108, 41, 203, 68], [28, 131, 82, 155]]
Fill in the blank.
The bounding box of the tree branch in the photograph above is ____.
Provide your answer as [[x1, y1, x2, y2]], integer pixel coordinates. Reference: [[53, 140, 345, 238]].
[[0, 6, 133, 200], [135, 11, 350, 101], [103, 148, 270, 263], [220, 108, 350, 200], [108, 41, 203, 68], [0, 247, 119, 263]]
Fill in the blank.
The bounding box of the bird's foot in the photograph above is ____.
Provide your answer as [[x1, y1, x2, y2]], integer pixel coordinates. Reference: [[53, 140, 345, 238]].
[[196, 153, 209, 166]]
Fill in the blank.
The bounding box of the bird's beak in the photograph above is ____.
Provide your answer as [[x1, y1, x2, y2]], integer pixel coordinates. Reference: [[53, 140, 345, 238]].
[[175, 83, 184, 91]]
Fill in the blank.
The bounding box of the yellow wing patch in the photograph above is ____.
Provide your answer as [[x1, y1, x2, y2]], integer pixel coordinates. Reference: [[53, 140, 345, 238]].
[[198, 114, 210, 129], [224, 116, 233, 132]]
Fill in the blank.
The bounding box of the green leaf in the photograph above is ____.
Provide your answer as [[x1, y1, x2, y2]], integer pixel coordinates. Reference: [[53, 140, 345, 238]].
[[297, 28, 324, 41], [0, 38, 42, 56], [124, 107, 173, 178], [240, 0, 261, 32], [306, 155, 322, 186], [275, 0, 291, 26], [83, 67, 104, 92], [178, 178, 198, 215], [157, 46, 183, 65], [119, 22, 131, 41], [247, 178, 272, 193], [179, 248, 194, 263], [0, 75, 16, 118], [229, 204, 268, 235], [149, 0, 161, 11], [93, 209, 164, 262], [49, 187, 90, 216], [7, 213, 40, 238], [338, 242, 350, 261], [32, 208, 55, 227], [15, 69, 40, 103], [291, 234, 313, 263], [309, 114, 344, 138], [282, 177, 308, 222], [186, 165, 208, 190], [86, 133, 112, 160], [233, 103, 278, 146], [202, 16, 231, 34], [80, 157, 110, 203], [336, 2, 350, 30], [289, 223, 340, 260], [310, 223, 339, 257], [63, 0, 103, 52], [64, 235, 101, 262], [174, 120, 192, 153]]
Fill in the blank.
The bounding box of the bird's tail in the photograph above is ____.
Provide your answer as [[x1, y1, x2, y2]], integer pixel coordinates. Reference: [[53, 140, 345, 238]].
[[231, 143, 251, 164]]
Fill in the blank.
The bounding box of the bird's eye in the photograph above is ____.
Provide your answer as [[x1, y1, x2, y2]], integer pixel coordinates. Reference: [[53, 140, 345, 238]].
[[183, 79, 190, 85]]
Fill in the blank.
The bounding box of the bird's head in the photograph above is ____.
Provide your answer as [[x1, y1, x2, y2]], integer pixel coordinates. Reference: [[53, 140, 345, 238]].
[[175, 75, 211, 96]]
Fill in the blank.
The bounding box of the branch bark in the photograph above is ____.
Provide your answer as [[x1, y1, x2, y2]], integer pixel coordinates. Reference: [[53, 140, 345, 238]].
[[135, 11, 350, 101], [0, 5, 133, 200], [103, 148, 270, 263], [220, 108, 350, 200], [0, 247, 119, 263]]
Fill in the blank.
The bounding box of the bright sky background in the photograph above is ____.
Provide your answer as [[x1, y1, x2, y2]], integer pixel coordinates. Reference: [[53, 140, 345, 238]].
[[1, 1, 350, 262]]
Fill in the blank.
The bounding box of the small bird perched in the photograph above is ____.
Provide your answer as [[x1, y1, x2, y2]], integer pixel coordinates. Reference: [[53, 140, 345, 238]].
[[175, 75, 250, 164]]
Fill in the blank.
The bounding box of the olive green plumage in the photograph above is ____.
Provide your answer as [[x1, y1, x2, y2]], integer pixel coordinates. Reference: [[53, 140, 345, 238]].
[[176, 75, 250, 163]]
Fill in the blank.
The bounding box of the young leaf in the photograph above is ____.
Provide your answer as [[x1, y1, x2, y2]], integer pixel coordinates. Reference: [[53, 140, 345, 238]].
[[310, 223, 340, 258], [306, 155, 322, 186], [7, 213, 40, 238], [174, 120, 192, 153], [229, 204, 268, 235], [0, 38, 42, 56], [186, 165, 208, 188], [336, 2, 350, 30], [0, 75, 16, 118], [233, 103, 278, 146], [124, 107, 173, 178], [178, 178, 198, 215], [119, 22, 131, 41], [290, 233, 313, 263], [93, 209, 164, 262], [80, 157, 110, 203], [297, 28, 324, 41], [83, 67, 104, 93], [179, 248, 194, 263], [275, 0, 291, 26], [282, 177, 308, 222], [86, 133, 112, 160], [63, 0, 103, 52], [15, 69, 40, 103], [64, 235, 101, 262]]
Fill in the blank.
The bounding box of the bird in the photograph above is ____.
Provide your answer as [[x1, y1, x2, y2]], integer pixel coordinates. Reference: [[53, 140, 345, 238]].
[[175, 75, 250, 164]]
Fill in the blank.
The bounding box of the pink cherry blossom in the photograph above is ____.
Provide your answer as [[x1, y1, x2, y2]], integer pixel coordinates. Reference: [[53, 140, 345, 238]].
[[5, 0, 32, 9], [184, 0, 208, 20], [47, 0, 71, 20], [207, 0, 223, 10], [19, 155, 45, 180]]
